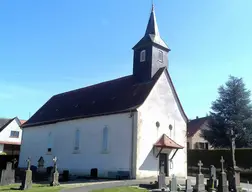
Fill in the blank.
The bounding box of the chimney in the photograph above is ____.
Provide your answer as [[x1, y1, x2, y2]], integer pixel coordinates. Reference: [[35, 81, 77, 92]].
[[196, 116, 199, 119]]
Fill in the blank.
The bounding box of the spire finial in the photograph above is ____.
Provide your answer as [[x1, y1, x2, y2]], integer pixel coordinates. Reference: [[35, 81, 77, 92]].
[[151, 0, 154, 11]]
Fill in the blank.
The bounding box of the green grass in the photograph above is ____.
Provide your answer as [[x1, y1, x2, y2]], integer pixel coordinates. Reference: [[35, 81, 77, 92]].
[[0, 184, 63, 192], [92, 186, 148, 192]]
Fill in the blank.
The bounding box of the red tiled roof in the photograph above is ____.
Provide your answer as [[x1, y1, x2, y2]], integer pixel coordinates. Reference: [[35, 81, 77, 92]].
[[187, 116, 209, 137], [20, 120, 26, 125], [154, 134, 183, 149]]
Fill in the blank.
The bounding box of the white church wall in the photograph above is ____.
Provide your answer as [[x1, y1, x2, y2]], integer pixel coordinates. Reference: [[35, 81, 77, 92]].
[[19, 113, 133, 178], [136, 71, 187, 178], [0, 118, 22, 144], [0, 144, 3, 153]]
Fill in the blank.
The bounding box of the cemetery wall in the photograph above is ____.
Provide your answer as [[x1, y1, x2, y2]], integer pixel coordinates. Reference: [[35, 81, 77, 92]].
[[136, 72, 187, 179], [19, 113, 133, 178]]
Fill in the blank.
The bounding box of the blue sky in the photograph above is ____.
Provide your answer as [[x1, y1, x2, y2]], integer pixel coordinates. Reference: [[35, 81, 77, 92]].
[[0, 0, 252, 120]]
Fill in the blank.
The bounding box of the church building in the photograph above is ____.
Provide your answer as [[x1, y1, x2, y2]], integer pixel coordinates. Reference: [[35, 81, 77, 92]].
[[19, 5, 188, 179]]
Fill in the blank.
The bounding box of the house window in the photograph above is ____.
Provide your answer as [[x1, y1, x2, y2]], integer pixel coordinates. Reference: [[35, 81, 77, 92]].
[[74, 129, 80, 151], [195, 142, 208, 150], [10, 131, 19, 138], [158, 50, 163, 62], [102, 126, 109, 153], [140, 50, 146, 62], [47, 132, 52, 153]]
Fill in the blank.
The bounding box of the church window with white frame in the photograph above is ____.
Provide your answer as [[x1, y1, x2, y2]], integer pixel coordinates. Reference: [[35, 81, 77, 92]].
[[102, 126, 109, 153], [140, 50, 146, 62], [47, 132, 53, 153], [158, 50, 163, 63], [74, 129, 80, 151]]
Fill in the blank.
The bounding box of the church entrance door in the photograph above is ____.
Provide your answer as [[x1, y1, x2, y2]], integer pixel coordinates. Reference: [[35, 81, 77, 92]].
[[159, 153, 168, 176]]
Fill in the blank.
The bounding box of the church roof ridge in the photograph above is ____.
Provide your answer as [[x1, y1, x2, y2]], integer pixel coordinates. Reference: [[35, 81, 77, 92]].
[[54, 75, 132, 98], [22, 68, 166, 128]]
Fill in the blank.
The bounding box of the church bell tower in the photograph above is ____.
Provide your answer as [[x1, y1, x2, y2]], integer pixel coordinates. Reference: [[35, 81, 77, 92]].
[[132, 5, 170, 82]]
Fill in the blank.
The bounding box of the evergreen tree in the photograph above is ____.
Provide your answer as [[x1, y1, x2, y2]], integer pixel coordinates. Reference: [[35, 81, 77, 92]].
[[202, 76, 252, 148]]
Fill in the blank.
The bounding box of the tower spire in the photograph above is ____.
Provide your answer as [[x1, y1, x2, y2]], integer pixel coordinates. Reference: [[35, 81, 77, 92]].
[[132, 3, 170, 82], [145, 3, 160, 36]]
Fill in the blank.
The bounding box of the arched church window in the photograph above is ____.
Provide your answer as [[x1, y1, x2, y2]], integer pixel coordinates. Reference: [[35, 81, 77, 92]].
[[158, 50, 163, 63], [102, 126, 109, 152], [74, 129, 80, 151], [47, 132, 52, 153], [140, 50, 146, 62]]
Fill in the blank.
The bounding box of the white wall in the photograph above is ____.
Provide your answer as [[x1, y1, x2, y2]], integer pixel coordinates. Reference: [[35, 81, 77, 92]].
[[0, 144, 3, 153], [19, 113, 133, 178], [136, 71, 187, 179], [0, 118, 22, 144]]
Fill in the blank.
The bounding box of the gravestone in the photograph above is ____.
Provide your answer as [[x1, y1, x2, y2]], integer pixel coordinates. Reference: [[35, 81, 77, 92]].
[[50, 156, 59, 186], [217, 156, 228, 192], [170, 175, 177, 192], [207, 165, 217, 190], [12, 158, 18, 169], [37, 156, 45, 173], [227, 167, 236, 192], [195, 160, 205, 192], [186, 179, 193, 192], [234, 166, 241, 191], [20, 157, 32, 190], [0, 162, 15, 186], [158, 173, 166, 189]]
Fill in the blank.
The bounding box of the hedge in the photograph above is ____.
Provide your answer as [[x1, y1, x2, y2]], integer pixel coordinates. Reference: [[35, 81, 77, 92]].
[[188, 149, 252, 169], [188, 166, 252, 182]]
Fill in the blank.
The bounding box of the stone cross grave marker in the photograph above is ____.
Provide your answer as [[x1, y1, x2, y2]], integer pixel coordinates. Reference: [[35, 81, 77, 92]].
[[186, 179, 193, 192], [20, 157, 32, 190], [198, 160, 203, 174], [195, 160, 205, 192], [220, 156, 225, 172], [50, 156, 59, 186], [218, 156, 228, 192], [0, 162, 15, 186]]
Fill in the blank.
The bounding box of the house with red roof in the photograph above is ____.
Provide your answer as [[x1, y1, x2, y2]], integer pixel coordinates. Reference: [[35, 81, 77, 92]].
[[19, 5, 188, 179], [0, 117, 26, 155], [187, 116, 211, 150]]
